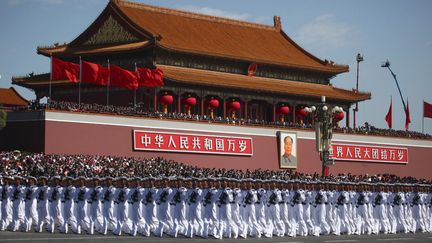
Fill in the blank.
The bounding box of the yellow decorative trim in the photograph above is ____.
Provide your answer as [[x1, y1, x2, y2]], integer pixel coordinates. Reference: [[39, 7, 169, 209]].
[[84, 15, 139, 45]]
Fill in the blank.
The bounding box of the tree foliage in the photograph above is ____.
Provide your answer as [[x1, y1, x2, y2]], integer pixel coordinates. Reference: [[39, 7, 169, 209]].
[[0, 110, 7, 130]]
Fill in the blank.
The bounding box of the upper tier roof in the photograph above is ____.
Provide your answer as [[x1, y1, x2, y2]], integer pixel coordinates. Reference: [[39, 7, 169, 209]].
[[11, 69, 371, 103], [0, 87, 29, 106], [38, 0, 348, 74]]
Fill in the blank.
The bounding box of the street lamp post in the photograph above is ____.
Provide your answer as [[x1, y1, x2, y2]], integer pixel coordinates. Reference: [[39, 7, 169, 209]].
[[381, 60, 407, 114], [314, 96, 336, 176], [353, 53, 364, 129]]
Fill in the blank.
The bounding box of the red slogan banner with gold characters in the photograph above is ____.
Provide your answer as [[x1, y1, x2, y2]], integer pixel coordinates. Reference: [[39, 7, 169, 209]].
[[330, 143, 408, 164], [133, 130, 253, 156]]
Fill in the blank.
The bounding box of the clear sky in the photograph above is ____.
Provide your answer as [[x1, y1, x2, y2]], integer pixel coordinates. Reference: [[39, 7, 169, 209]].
[[0, 0, 431, 134]]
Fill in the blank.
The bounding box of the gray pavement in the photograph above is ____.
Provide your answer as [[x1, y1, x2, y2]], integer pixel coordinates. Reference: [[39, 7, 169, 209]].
[[0, 231, 431, 243]]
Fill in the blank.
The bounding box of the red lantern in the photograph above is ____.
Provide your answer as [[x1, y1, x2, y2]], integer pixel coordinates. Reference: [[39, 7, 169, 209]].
[[276, 105, 290, 115], [296, 107, 308, 118], [334, 111, 345, 121], [159, 94, 173, 105], [207, 98, 220, 109], [184, 97, 197, 107], [228, 101, 241, 111]]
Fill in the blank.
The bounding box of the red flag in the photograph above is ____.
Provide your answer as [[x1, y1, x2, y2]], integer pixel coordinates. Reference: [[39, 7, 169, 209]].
[[137, 68, 164, 87], [405, 98, 411, 130], [110, 65, 138, 90], [424, 101, 432, 118], [385, 97, 392, 129], [81, 61, 109, 86], [51, 57, 79, 82]]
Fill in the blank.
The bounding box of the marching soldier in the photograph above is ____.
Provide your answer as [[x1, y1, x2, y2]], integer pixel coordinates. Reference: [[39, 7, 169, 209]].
[[24, 177, 38, 232], [142, 177, 158, 236], [217, 178, 237, 239], [36, 176, 50, 233], [1, 177, 14, 231], [240, 179, 261, 238], [202, 178, 220, 238], [186, 178, 204, 238], [312, 181, 330, 235], [155, 177, 174, 237], [11, 176, 26, 232], [89, 177, 104, 234], [48, 176, 64, 233], [113, 177, 131, 235], [61, 176, 76, 234], [169, 178, 188, 237], [102, 177, 116, 235]]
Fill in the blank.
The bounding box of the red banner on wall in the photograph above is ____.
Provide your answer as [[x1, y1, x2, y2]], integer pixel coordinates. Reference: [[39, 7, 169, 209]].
[[133, 130, 253, 156], [330, 143, 408, 164]]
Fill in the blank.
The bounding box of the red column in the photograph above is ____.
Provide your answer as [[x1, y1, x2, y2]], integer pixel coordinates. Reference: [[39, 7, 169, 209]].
[[201, 97, 204, 117], [244, 100, 248, 120], [346, 108, 350, 128], [273, 103, 276, 122], [153, 91, 157, 112], [223, 99, 226, 118], [292, 104, 296, 124], [177, 95, 181, 113]]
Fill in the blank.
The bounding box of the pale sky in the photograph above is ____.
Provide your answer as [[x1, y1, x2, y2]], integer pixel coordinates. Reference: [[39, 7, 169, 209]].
[[0, 0, 431, 134]]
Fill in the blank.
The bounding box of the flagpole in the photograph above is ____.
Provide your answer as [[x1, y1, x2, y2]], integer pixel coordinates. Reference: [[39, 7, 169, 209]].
[[78, 56, 82, 109], [107, 59, 110, 106], [49, 55, 52, 108], [134, 63, 137, 109], [423, 99, 425, 134]]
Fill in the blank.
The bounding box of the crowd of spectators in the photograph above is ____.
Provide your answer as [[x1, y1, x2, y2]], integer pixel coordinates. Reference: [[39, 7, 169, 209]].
[[1, 151, 430, 185], [20, 100, 432, 140]]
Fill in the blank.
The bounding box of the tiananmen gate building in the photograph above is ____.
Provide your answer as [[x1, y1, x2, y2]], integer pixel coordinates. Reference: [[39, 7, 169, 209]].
[[2, 0, 432, 179]]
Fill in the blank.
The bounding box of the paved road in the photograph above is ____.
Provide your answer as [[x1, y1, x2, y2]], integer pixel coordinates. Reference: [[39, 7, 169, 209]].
[[0, 232, 431, 243]]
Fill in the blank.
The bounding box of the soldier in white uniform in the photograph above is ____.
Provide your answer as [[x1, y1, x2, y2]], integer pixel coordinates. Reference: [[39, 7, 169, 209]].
[[202, 178, 220, 238], [48, 176, 64, 233], [142, 178, 159, 236], [217, 178, 237, 239], [128, 177, 144, 236], [303, 182, 316, 236], [102, 177, 117, 235], [387, 185, 398, 234], [186, 178, 204, 238], [11, 177, 26, 232], [313, 184, 330, 235], [170, 178, 188, 237], [280, 181, 295, 237], [61, 177, 77, 234], [266, 180, 285, 237], [255, 182, 269, 237], [240, 179, 261, 238], [36, 177, 50, 233], [372, 184, 391, 234], [24, 177, 38, 232], [291, 181, 308, 236], [154, 178, 174, 237], [113, 177, 131, 235], [392, 185, 408, 233], [410, 185, 426, 232], [336, 183, 351, 235], [231, 179, 243, 238], [89, 178, 104, 234], [1, 177, 14, 231]]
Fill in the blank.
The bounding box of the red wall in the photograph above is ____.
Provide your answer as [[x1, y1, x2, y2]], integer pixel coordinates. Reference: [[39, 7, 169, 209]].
[[43, 120, 432, 179], [3, 111, 431, 180], [44, 121, 281, 171]]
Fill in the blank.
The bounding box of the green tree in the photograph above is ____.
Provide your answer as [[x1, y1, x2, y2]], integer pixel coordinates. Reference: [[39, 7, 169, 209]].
[[0, 110, 7, 130]]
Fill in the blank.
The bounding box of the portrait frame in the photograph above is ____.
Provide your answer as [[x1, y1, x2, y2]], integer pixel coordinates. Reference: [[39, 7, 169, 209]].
[[278, 131, 298, 169]]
